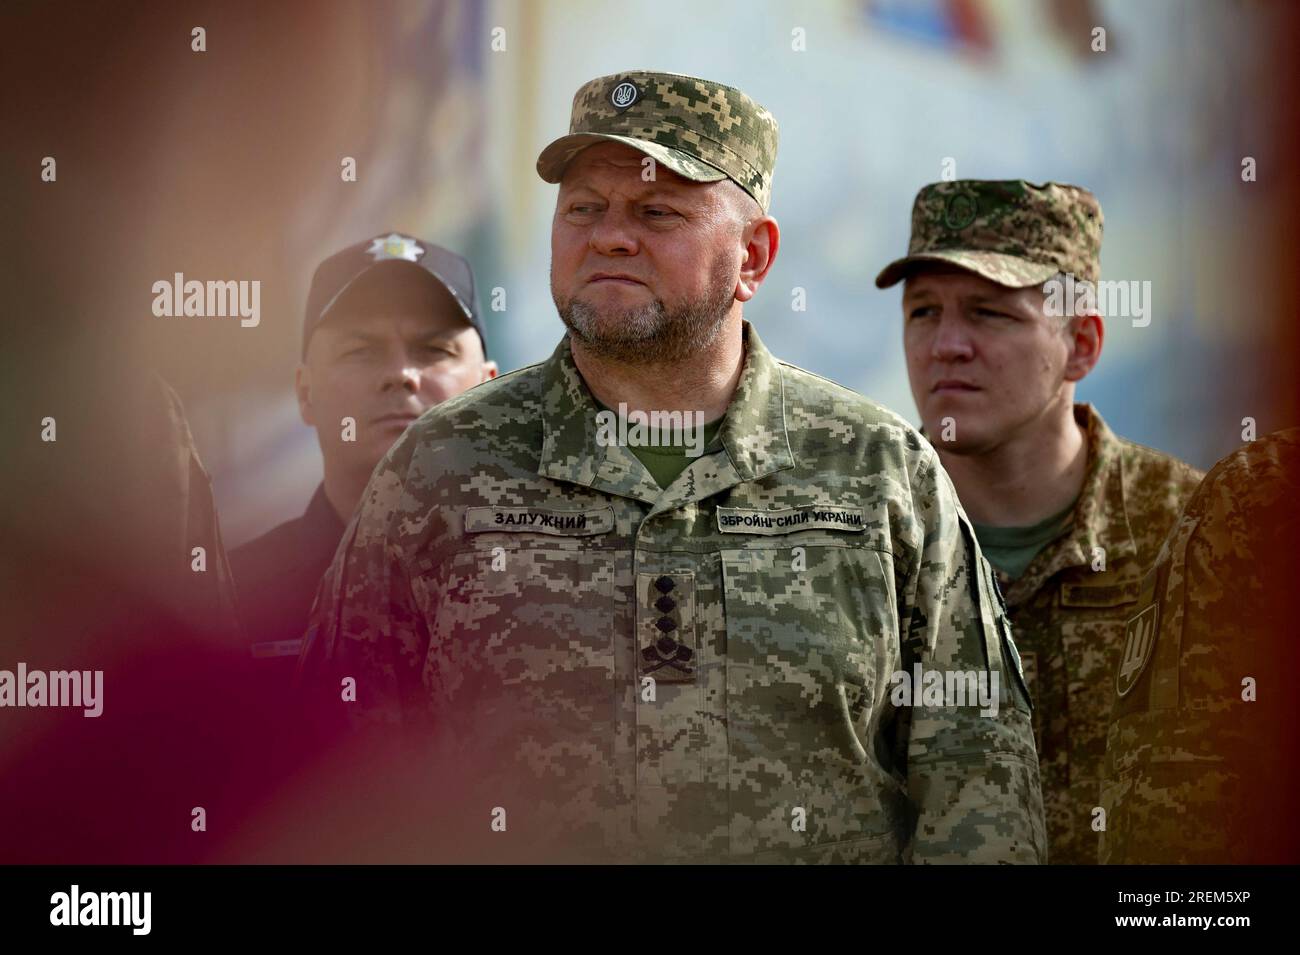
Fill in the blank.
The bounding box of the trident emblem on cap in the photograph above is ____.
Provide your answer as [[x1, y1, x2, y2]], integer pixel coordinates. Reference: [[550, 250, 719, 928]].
[[609, 81, 640, 111]]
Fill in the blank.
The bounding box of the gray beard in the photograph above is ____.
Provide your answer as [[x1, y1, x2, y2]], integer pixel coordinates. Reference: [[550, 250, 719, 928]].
[[553, 257, 735, 365]]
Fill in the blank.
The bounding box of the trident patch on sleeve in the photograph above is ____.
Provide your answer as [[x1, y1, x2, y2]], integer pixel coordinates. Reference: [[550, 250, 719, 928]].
[[1116, 566, 1162, 698]]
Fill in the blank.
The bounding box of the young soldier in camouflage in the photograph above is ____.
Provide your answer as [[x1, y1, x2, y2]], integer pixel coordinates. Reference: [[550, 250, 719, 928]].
[[877, 180, 1204, 863], [299, 73, 1045, 863], [1100, 430, 1300, 863]]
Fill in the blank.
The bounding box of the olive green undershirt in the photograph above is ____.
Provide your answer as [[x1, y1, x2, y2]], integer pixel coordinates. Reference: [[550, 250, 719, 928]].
[[972, 495, 1079, 581], [593, 399, 725, 489]]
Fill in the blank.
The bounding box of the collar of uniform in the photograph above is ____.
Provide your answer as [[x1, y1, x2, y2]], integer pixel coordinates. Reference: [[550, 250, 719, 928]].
[[299, 482, 346, 561], [1000, 403, 1139, 606], [640, 322, 796, 520], [715, 322, 795, 482], [538, 335, 665, 504], [536, 322, 795, 505]]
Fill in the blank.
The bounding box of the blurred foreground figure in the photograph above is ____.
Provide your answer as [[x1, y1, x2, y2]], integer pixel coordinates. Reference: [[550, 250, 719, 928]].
[[1, 367, 248, 862], [1099, 430, 1300, 863]]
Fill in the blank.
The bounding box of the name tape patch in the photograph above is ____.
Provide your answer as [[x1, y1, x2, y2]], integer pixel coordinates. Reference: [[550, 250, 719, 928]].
[[465, 505, 615, 537], [716, 504, 866, 536], [1061, 581, 1136, 608]]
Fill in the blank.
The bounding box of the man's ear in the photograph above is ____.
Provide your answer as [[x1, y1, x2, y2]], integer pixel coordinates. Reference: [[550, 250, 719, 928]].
[[295, 363, 315, 427], [736, 216, 779, 303], [481, 361, 499, 382], [1063, 312, 1104, 382]]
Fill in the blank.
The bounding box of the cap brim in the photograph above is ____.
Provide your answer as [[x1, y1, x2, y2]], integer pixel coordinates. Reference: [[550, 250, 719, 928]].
[[319, 260, 474, 326], [874, 251, 1060, 290], [537, 133, 729, 185]]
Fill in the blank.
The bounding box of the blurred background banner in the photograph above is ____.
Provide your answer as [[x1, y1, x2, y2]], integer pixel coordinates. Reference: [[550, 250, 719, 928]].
[[3, 0, 1297, 546]]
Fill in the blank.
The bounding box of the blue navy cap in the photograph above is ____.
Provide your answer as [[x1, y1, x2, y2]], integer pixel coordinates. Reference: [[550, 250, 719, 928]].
[[303, 232, 486, 358]]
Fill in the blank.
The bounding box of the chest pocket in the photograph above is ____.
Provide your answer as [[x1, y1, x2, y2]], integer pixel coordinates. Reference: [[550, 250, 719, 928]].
[[1058, 579, 1141, 710], [412, 541, 617, 779], [1038, 576, 1140, 800], [721, 540, 903, 860]]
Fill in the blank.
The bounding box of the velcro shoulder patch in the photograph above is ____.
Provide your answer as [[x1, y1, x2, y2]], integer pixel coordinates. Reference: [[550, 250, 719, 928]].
[[1116, 566, 1162, 698]]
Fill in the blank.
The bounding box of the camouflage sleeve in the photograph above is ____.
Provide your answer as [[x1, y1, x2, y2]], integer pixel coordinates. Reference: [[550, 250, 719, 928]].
[[295, 449, 433, 732], [900, 449, 1047, 863], [1100, 437, 1297, 863]]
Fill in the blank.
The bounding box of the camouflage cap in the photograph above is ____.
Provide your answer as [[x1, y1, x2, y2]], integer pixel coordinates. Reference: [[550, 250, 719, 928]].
[[536, 70, 779, 212], [875, 180, 1103, 289]]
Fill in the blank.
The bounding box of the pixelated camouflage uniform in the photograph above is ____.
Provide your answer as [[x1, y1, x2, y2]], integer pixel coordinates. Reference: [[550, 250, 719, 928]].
[[1099, 430, 1300, 863], [298, 322, 1046, 863], [992, 405, 1202, 863]]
